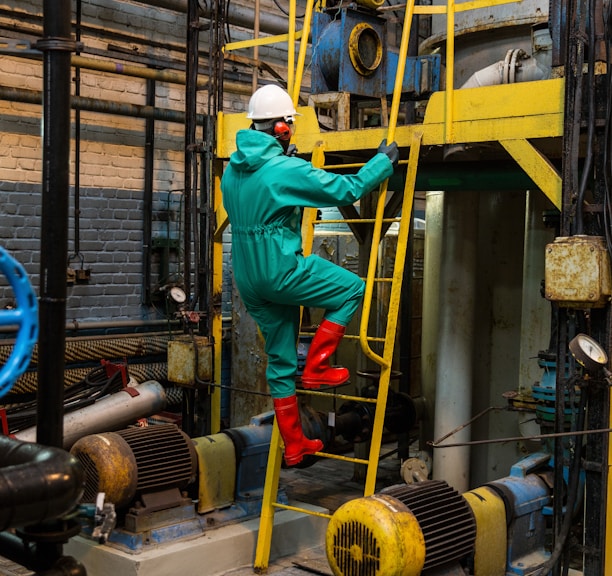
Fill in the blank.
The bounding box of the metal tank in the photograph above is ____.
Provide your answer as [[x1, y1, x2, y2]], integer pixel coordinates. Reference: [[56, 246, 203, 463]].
[[422, 0, 550, 87]]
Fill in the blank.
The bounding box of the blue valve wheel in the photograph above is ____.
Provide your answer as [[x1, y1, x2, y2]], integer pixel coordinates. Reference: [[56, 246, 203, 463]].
[[0, 247, 38, 398]]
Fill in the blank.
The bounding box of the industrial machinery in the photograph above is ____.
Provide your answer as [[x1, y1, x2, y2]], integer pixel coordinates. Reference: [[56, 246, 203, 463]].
[[68, 394, 415, 552], [326, 453, 553, 576], [2, 0, 612, 574]]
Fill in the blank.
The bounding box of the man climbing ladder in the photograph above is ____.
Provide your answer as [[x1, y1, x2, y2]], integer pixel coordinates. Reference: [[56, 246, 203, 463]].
[[221, 83, 399, 466]]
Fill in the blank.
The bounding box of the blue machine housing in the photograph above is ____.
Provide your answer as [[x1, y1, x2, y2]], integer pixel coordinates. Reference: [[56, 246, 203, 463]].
[[486, 453, 552, 575], [311, 7, 441, 100], [385, 51, 441, 99], [312, 7, 387, 98]]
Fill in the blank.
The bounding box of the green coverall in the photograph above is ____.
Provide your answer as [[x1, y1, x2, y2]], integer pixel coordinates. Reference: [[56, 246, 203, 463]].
[[221, 129, 394, 398]]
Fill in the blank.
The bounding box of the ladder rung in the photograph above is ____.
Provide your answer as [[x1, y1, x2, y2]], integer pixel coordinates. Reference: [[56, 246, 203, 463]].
[[271, 502, 333, 519], [343, 334, 385, 343], [297, 389, 378, 403], [312, 217, 401, 225], [313, 450, 370, 465], [323, 158, 408, 170]]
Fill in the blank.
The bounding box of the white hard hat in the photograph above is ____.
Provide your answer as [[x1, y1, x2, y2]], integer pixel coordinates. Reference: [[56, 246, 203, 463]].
[[247, 84, 299, 121]]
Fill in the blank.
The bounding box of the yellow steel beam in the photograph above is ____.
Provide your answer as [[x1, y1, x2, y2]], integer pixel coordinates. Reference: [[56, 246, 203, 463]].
[[223, 30, 302, 53], [500, 138, 562, 209], [217, 80, 564, 158]]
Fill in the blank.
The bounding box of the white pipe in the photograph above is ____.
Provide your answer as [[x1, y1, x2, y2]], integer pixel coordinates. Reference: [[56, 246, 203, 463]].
[[432, 191, 478, 493], [420, 191, 444, 451], [14, 380, 167, 449], [460, 51, 550, 89], [461, 29, 552, 89]]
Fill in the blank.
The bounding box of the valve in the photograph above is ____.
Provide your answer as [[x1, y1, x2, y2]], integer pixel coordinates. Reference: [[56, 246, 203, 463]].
[[0, 247, 38, 398]]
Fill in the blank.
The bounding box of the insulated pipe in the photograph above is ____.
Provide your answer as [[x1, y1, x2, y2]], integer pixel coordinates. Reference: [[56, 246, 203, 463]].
[[0, 436, 84, 530], [432, 191, 478, 493], [14, 380, 168, 449]]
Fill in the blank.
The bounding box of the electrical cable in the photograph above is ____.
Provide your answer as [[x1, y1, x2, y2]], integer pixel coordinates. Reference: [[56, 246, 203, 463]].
[[4, 365, 126, 434], [575, 0, 597, 235], [273, 0, 306, 19], [532, 378, 587, 576]]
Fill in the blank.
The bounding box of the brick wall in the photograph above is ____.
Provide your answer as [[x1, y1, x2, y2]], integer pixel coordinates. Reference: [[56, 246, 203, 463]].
[[0, 0, 296, 324]]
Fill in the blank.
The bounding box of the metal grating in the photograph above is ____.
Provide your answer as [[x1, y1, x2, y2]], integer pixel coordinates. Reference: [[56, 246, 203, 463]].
[[381, 480, 476, 570], [331, 519, 381, 576]]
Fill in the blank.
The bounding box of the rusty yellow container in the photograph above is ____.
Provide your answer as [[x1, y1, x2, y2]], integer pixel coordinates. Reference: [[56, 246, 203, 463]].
[[167, 335, 212, 385]]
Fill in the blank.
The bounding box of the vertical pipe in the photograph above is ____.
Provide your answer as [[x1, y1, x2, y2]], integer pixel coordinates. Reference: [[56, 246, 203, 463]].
[[432, 190, 478, 493], [183, 0, 198, 302], [252, 0, 260, 92], [37, 0, 75, 449], [420, 191, 444, 451], [142, 78, 156, 305], [518, 190, 553, 395]]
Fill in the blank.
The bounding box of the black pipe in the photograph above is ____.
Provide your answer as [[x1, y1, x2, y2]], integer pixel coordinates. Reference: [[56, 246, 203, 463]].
[[142, 78, 156, 305], [0, 86, 206, 125], [0, 437, 84, 530], [36, 0, 75, 448], [0, 532, 86, 575]]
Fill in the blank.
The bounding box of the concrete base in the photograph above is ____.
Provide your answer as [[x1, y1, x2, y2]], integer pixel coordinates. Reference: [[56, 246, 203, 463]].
[[65, 502, 329, 576]]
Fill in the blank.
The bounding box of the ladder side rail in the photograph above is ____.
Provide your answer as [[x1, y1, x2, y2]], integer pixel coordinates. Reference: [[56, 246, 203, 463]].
[[364, 130, 423, 495], [254, 422, 286, 571]]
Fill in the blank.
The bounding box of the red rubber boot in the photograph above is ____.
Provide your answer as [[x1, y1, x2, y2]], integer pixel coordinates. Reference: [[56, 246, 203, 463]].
[[301, 319, 349, 389], [273, 396, 323, 466]]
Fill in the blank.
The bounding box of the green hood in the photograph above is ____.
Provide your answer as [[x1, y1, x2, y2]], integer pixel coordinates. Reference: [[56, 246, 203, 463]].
[[228, 129, 284, 172]]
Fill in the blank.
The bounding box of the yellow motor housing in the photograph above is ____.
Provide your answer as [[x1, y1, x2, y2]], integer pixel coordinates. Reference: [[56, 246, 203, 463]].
[[326, 493, 426, 576]]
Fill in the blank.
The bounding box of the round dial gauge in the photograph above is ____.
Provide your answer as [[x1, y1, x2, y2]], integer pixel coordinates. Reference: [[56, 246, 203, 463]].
[[569, 333, 608, 372], [169, 286, 187, 304]]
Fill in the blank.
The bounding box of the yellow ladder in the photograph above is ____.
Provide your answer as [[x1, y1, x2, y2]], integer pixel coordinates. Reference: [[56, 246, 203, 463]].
[[253, 1, 421, 571]]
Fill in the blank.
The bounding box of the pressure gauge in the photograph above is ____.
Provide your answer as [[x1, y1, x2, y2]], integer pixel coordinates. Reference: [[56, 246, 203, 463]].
[[169, 286, 187, 305], [569, 333, 608, 372]]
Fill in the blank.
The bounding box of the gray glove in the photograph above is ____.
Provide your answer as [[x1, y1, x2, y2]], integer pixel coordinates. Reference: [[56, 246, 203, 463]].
[[377, 139, 399, 167]]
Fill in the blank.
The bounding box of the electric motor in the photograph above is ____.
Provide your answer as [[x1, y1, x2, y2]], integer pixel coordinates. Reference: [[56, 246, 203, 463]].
[[71, 423, 197, 509], [326, 480, 476, 576]]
